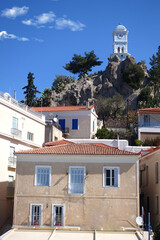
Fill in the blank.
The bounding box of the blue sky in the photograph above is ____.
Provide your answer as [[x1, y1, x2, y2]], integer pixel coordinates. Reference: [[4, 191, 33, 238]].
[[0, 0, 160, 101]]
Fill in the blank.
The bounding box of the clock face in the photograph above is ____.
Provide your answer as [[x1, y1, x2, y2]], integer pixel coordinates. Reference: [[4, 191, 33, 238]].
[[118, 34, 123, 39]]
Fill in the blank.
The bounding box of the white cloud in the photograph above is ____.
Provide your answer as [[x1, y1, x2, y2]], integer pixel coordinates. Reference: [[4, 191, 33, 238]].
[[33, 37, 44, 42], [22, 11, 56, 27], [0, 31, 29, 41], [1, 6, 29, 19], [55, 18, 86, 31]]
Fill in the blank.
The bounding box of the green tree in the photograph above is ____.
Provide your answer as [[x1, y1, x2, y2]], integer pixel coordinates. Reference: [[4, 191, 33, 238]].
[[137, 87, 153, 108], [96, 128, 116, 139], [64, 50, 102, 77], [52, 75, 75, 93], [36, 88, 52, 107], [95, 94, 125, 126], [148, 46, 160, 96], [123, 64, 144, 89], [154, 223, 160, 240], [22, 72, 40, 107]]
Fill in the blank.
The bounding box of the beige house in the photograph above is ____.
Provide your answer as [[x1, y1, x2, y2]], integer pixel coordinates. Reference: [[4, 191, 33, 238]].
[[140, 146, 160, 228], [32, 105, 98, 139], [138, 108, 160, 141], [14, 140, 140, 230], [0, 91, 45, 232]]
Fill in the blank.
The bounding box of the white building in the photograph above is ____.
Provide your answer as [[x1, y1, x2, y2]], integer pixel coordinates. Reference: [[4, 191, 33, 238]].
[[32, 105, 98, 139], [138, 108, 160, 141], [0, 91, 45, 232], [110, 24, 130, 61]]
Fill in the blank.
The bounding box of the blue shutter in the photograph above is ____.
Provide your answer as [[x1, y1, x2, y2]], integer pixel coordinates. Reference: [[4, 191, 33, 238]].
[[59, 119, 65, 132], [72, 119, 78, 130]]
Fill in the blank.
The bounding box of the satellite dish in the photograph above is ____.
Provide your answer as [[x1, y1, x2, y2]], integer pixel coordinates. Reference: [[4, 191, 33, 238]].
[[136, 216, 143, 226]]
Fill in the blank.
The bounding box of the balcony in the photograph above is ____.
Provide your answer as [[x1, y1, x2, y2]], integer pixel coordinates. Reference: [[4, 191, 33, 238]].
[[11, 128, 22, 138], [62, 128, 70, 136], [139, 122, 160, 128], [8, 157, 16, 168]]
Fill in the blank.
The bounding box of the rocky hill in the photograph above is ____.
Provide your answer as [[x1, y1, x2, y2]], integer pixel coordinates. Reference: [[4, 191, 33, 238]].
[[50, 55, 148, 109]]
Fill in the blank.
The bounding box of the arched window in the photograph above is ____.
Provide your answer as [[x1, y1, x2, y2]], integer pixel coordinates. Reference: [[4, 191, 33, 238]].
[[122, 47, 124, 53], [118, 47, 120, 53]]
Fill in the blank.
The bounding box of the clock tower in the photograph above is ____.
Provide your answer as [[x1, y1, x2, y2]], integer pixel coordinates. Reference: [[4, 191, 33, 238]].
[[110, 24, 130, 60]]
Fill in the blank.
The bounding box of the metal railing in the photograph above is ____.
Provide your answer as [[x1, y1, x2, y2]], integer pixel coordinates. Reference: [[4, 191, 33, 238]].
[[8, 157, 16, 168], [0, 91, 43, 119], [62, 127, 69, 134], [11, 128, 22, 138]]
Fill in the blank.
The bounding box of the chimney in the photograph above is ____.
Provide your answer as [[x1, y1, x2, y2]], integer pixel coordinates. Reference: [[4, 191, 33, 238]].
[[14, 90, 16, 100], [86, 101, 89, 109]]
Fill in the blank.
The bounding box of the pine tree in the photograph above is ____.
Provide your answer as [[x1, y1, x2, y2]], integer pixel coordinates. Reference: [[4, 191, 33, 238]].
[[64, 50, 102, 77], [22, 72, 40, 107], [148, 46, 160, 96]]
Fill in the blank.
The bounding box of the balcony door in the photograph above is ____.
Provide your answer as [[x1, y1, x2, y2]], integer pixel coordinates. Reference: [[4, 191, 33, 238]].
[[52, 204, 65, 226], [30, 204, 42, 226]]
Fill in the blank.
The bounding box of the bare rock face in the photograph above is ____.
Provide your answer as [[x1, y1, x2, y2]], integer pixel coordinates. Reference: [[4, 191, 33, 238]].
[[50, 55, 148, 108]]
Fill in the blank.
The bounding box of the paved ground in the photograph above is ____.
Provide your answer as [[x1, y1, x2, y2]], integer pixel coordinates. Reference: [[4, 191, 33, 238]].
[[96, 231, 138, 240], [0, 230, 52, 240], [0, 229, 141, 240]]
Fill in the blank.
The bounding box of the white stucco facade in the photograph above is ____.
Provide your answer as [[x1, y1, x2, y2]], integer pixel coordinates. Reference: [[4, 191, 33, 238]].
[[110, 24, 130, 60], [0, 91, 45, 230]]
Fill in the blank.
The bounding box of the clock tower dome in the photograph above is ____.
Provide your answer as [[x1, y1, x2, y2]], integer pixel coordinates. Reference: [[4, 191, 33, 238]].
[[110, 24, 130, 60]]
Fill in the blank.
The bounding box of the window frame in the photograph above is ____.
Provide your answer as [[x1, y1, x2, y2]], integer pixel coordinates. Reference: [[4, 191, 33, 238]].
[[35, 165, 51, 186], [30, 203, 43, 226], [27, 131, 34, 141], [68, 166, 86, 194], [72, 119, 78, 130], [103, 166, 120, 188], [52, 204, 65, 227]]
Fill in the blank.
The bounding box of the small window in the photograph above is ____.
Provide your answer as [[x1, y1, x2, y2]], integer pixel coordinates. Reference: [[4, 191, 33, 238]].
[[35, 166, 51, 186], [103, 167, 119, 187], [156, 196, 159, 215], [93, 120, 95, 132], [69, 166, 85, 194], [118, 47, 120, 53], [72, 119, 78, 130], [27, 132, 34, 141], [155, 162, 159, 184]]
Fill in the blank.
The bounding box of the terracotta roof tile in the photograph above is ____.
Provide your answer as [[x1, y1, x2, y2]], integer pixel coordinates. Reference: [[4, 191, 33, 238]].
[[16, 142, 139, 156], [138, 108, 160, 113], [31, 105, 95, 112], [44, 139, 74, 147]]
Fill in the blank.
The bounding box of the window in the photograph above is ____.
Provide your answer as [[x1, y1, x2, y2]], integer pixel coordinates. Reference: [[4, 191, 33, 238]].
[[9, 147, 16, 167], [155, 162, 159, 184], [103, 167, 119, 187], [35, 166, 51, 186], [69, 166, 85, 194], [118, 47, 120, 53], [12, 117, 18, 136], [155, 196, 159, 215], [30, 204, 42, 226], [59, 119, 65, 133], [143, 115, 150, 127], [27, 132, 34, 141], [53, 205, 65, 226], [72, 119, 78, 130], [93, 120, 95, 132]]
